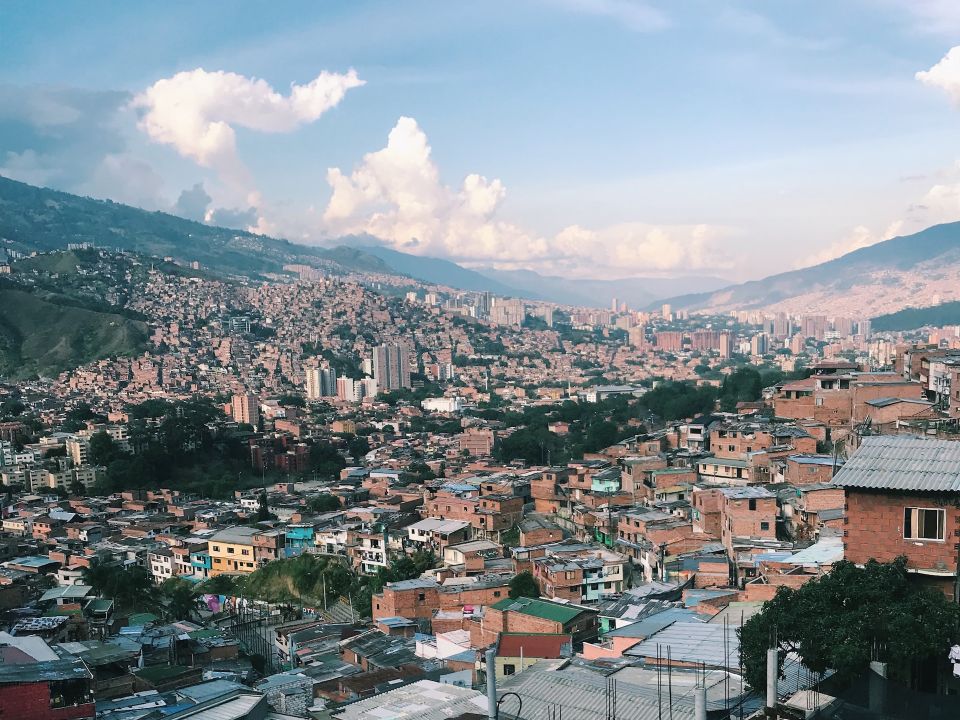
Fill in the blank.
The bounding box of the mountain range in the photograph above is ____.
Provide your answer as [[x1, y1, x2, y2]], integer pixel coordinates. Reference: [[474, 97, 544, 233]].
[[3, 175, 960, 320], [655, 221, 960, 318], [0, 176, 728, 308]]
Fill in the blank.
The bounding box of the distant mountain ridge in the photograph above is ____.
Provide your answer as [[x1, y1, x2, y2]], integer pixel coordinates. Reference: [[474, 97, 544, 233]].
[[476, 267, 730, 309], [0, 176, 734, 307], [656, 221, 960, 317]]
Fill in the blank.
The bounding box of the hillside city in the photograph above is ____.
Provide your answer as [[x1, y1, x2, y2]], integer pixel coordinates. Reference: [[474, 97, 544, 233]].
[[8, 4, 960, 717], [1, 232, 960, 719]]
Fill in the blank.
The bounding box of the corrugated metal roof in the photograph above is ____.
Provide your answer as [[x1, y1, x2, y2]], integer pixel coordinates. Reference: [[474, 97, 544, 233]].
[[624, 621, 740, 669], [497, 661, 699, 720], [833, 435, 960, 492]]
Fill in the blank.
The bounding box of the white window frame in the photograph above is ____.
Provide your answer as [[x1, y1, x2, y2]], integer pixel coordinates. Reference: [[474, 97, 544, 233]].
[[903, 507, 945, 542]]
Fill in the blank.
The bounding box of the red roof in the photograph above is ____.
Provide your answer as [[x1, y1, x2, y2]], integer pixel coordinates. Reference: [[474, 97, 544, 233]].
[[497, 633, 572, 659]]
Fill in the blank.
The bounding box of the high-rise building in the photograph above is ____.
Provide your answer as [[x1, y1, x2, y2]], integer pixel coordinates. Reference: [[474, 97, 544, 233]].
[[231, 393, 259, 427], [772, 313, 791, 340], [611, 297, 619, 312], [690, 330, 721, 352], [750, 333, 769, 356], [655, 331, 684, 352], [306, 366, 338, 399], [628, 325, 646, 349], [718, 332, 733, 358], [661, 303, 672, 320], [373, 344, 411, 392]]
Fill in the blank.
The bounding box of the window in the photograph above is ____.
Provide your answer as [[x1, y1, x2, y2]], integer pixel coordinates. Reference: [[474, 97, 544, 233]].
[[748, 499, 757, 511], [760, 522, 770, 531], [241, 549, 250, 555], [227, 547, 234, 553], [494, 591, 501, 598], [503, 664, 516, 676], [212, 545, 220, 552], [904, 507, 945, 541], [565, 571, 576, 579], [418, 593, 426, 601]]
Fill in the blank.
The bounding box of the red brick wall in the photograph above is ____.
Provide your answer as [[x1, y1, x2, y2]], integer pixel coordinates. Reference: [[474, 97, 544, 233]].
[[372, 585, 439, 621], [801, 487, 844, 512], [0, 683, 94, 720], [721, 495, 777, 556], [844, 489, 960, 582], [520, 527, 563, 546]]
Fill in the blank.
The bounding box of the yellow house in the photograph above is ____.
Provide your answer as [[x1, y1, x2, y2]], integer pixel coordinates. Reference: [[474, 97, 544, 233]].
[[209, 526, 261, 576]]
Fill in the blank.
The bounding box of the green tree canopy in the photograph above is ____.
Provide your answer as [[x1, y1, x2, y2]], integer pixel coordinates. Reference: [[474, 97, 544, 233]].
[[161, 577, 199, 620], [308, 494, 341, 513], [739, 558, 960, 691], [509, 571, 541, 599], [88, 431, 126, 466]]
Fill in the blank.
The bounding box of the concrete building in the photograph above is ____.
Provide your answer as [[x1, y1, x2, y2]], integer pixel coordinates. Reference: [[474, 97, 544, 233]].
[[231, 393, 259, 427], [372, 344, 411, 392]]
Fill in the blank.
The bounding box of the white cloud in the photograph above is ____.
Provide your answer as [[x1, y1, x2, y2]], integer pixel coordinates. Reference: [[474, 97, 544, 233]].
[[799, 221, 904, 268], [547, 0, 669, 32], [319, 116, 728, 277], [132, 68, 364, 203], [916, 46, 960, 104]]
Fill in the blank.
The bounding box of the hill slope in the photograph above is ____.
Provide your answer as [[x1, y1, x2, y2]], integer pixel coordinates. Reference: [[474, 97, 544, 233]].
[[657, 222, 960, 316], [478, 267, 730, 309], [0, 284, 147, 379], [0, 176, 389, 278], [358, 245, 527, 297]]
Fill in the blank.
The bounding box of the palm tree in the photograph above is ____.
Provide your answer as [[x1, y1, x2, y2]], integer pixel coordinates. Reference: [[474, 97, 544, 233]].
[[161, 578, 199, 621]]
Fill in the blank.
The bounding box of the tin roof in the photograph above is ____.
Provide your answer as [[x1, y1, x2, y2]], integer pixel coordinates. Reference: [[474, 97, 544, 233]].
[[833, 435, 960, 492]]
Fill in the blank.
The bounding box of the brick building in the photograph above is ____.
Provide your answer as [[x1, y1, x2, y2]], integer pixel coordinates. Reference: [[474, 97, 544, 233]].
[[719, 486, 777, 559], [835, 435, 960, 597], [0, 658, 95, 720], [782, 454, 838, 485], [473, 596, 598, 648]]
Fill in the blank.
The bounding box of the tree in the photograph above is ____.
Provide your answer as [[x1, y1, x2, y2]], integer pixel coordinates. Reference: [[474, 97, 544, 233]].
[[255, 491, 271, 521], [347, 434, 370, 460], [83, 563, 154, 612], [739, 558, 960, 691], [68, 476, 86, 497], [509, 571, 541, 599], [201, 574, 238, 596], [310, 441, 347, 478], [161, 577, 199, 620], [88, 431, 125, 466], [309, 494, 341, 513]]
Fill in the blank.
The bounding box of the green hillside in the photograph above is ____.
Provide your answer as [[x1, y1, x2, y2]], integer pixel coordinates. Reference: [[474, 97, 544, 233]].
[[872, 301, 960, 332], [0, 285, 148, 379], [0, 176, 389, 278]]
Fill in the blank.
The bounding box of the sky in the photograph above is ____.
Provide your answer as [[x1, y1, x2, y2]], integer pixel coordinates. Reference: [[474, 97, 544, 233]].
[[4, 1, 960, 282]]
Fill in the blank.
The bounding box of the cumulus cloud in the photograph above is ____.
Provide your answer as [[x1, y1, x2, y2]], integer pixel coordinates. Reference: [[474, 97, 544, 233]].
[[320, 117, 727, 277], [916, 46, 960, 104], [132, 68, 364, 202], [173, 183, 213, 222], [799, 221, 904, 268], [206, 205, 259, 230]]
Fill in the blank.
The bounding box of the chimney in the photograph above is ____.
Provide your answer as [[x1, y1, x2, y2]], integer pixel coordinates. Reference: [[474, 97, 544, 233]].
[[694, 685, 707, 720], [766, 647, 778, 717], [485, 645, 498, 720]]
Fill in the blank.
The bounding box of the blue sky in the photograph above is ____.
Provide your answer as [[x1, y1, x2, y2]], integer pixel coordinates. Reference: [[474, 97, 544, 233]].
[[3, 1, 960, 281]]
